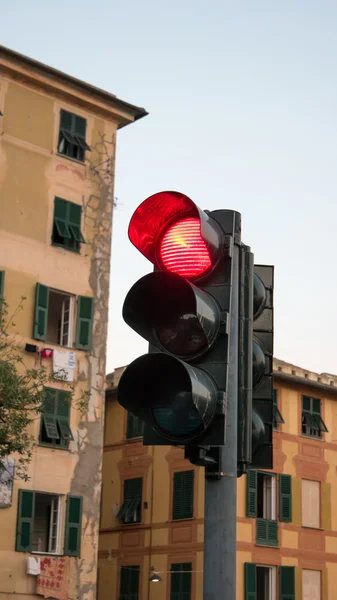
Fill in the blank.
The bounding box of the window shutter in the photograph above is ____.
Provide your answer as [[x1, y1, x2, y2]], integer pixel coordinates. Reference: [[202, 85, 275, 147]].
[[120, 566, 140, 598], [33, 283, 49, 341], [74, 116, 86, 137], [124, 478, 142, 502], [170, 563, 192, 600], [244, 563, 256, 600], [68, 203, 85, 243], [60, 110, 73, 132], [16, 490, 35, 552], [279, 474, 292, 522], [126, 412, 144, 439], [256, 518, 267, 544], [64, 495, 82, 557], [76, 296, 94, 351], [279, 566, 295, 600], [173, 471, 194, 520], [0, 270, 5, 305], [246, 470, 257, 517], [57, 391, 73, 441], [42, 389, 59, 439], [53, 197, 71, 239]]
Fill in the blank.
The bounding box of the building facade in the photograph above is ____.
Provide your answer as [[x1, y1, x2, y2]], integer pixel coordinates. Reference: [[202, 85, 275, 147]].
[[99, 359, 337, 600], [0, 45, 146, 600]]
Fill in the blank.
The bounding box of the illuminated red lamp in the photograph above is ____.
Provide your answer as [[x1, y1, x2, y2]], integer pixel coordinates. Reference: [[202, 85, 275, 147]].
[[128, 191, 223, 281]]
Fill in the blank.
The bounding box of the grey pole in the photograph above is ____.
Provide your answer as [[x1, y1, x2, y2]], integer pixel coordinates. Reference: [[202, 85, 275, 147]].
[[203, 236, 240, 600]]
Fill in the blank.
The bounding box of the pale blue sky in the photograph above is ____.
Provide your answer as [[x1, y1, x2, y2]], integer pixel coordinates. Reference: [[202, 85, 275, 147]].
[[2, 1, 337, 374]]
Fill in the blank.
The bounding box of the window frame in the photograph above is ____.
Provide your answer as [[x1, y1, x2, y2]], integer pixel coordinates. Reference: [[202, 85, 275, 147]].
[[301, 395, 328, 438], [119, 565, 140, 600], [126, 411, 144, 440], [57, 109, 91, 163], [39, 388, 74, 449], [52, 197, 85, 253], [172, 470, 194, 521], [256, 565, 277, 600], [301, 479, 320, 529], [170, 562, 192, 600], [117, 478, 143, 525], [32, 492, 62, 555]]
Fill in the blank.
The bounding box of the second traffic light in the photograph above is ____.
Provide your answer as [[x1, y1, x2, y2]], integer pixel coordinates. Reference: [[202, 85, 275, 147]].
[[118, 191, 241, 451]]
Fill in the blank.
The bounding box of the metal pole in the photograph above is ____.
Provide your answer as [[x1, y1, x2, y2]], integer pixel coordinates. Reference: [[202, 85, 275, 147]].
[[203, 238, 240, 600]]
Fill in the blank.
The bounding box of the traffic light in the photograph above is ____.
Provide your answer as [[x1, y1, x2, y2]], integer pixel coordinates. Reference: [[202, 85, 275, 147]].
[[237, 252, 274, 475], [117, 191, 241, 460]]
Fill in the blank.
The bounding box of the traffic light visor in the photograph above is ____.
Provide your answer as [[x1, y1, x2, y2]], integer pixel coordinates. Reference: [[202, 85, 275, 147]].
[[117, 354, 218, 444], [128, 191, 223, 280]]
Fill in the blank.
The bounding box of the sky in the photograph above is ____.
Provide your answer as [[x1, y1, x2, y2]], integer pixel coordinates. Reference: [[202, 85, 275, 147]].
[[2, 1, 337, 375]]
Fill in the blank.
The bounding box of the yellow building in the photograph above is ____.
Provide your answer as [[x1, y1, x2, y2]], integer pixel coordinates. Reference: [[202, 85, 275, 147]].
[[0, 45, 146, 600], [99, 358, 337, 600]]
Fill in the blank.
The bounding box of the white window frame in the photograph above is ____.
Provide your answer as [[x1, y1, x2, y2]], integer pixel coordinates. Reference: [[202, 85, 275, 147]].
[[60, 294, 74, 347], [32, 493, 63, 555], [256, 565, 276, 600], [261, 473, 276, 520]]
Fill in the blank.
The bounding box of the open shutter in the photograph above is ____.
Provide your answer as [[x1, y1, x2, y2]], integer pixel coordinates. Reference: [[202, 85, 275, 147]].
[[42, 388, 59, 440], [246, 470, 257, 517], [33, 283, 49, 341], [68, 203, 85, 243], [244, 563, 256, 600], [279, 566, 295, 600], [54, 197, 71, 239], [76, 296, 94, 351], [57, 391, 73, 441], [126, 412, 144, 439], [64, 495, 82, 557], [279, 474, 292, 522], [16, 490, 34, 552]]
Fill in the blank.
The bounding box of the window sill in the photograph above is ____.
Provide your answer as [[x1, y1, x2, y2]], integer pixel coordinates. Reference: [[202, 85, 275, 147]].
[[32, 551, 63, 556], [125, 437, 144, 443], [38, 443, 70, 451], [51, 241, 81, 254], [171, 517, 194, 523], [56, 152, 86, 166], [255, 542, 279, 548], [301, 525, 323, 531], [301, 434, 323, 441]]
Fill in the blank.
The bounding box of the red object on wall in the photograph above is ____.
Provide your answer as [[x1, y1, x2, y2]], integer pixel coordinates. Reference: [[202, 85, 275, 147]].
[[41, 348, 54, 359]]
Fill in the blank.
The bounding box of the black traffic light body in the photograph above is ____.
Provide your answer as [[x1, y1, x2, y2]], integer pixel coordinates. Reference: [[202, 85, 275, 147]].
[[117, 191, 241, 454], [237, 254, 274, 475]]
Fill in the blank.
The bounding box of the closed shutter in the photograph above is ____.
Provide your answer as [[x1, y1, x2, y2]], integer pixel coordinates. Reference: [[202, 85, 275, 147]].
[[256, 518, 278, 546], [33, 283, 49, 341], [246, 470, 257, 517], [244, 563, 256, 600], [57, 391, 73, 441], [76, 296, 94, 351], [120, 566, 140, 600], [16, 490, 35, 552], [64, 495, 83, 557], [279, 474, 292, 522], [172, 471, 194, 520], [60, 110, 73, 132], [170, 563, 192, 600], [126, 412, 144, 439], [279, 566, 295, 600], [0, 270, 5, 312]]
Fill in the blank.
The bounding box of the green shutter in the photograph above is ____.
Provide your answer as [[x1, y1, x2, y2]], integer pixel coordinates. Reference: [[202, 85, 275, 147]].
[[279, 474, 292, 522], [33, 283, 49, 341], [124, 478, 142, 502], [60, 110, 73, 132], [279, 566, 295, 600], [120, 566, 140, 599], [16, 490, 35, 552], [54, 197, 71, 239], [170, 563, 192, 600], [172, 471, 194, 520], [244, 563, 256, 600], [0, 270, 5, 299], [76, 296, 94, 351], [256, 518, 278, 546], [74, 115, 86, 137], [42, 388, 59, 439], [68, 203, 85, 243], [64, 495, 82, 557], [246, 470, 257, 517], [57, 391, 73, 441], [126, 412, 144, 439]]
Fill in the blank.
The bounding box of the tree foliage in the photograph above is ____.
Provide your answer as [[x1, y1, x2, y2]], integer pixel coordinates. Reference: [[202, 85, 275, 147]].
[[0, 297, 89, 480]]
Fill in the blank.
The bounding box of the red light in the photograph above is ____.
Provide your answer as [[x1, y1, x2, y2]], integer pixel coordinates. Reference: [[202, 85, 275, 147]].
[[159, 218, 212, 278]]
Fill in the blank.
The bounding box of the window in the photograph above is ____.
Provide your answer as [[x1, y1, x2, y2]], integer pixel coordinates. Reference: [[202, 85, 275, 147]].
[[40, 388, 74, 448], [33, 283, 94, 351], [117, 478, 142, 524], [302, 480, 320, 528], [16, 490, 82, 557], [58, 109, 91, 162], [172, 470, 194, 520], [52, 198, 85, 252], [126, 412, 144, 440], [246, 471, 292, 546], [170, 563, 192, 600], [273, 389, 284, 430], [0, 270, 5, 314], [244, 564, 295, 600], [119, 566, 140, 600], [302, 570, 321, 600], [302, 396, 328, 438]]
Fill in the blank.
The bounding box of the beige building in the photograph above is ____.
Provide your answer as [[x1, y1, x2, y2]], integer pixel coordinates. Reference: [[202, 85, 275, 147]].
[[0, 45, 146, 600], [99, 359, 337, 600]]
